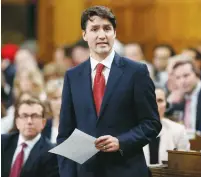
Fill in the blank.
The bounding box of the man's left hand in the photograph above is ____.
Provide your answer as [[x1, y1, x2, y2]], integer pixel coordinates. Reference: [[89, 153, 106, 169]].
[[95, 135, 120, 152]]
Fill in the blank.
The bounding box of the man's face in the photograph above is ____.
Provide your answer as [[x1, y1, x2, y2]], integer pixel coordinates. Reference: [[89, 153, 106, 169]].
[[82, 16, 116, 59], [155, 89, 166, 118], [182, 49, 201, 71], [124, 45, 143, 61], [154, 47, 171, 71], [16, 104, 46, 140], [72, 46, 89, 65], [174, 64, 198, 94]]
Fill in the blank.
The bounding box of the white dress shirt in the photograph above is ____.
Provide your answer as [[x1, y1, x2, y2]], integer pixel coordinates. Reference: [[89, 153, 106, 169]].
[[11, 134, 41, 166], [185, 81, 201, 131], [90, 49, 115, 87], [50, 126, 58, 144]]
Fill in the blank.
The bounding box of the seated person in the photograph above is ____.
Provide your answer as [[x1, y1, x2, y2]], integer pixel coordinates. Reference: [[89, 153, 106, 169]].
[[143, 87, 190, 165], [1, 99, 59, 177], [42, 79, 63, 143], [167, 60, 201, 132], [1, 91, 38, 134]]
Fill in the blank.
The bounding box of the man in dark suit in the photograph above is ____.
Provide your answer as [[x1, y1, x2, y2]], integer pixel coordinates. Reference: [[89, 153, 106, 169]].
[[1, 99, 59, 177], [166, 60, 201, 131], [57, 6, 162, 177]]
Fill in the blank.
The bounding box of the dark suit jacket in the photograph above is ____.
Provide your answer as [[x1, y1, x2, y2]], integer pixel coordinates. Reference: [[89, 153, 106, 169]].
[[42, 119, 53, 140], [3, 64, 16, 108], [1, 132, 59, 177], [57, 53, 162, 177], [166, 89, 201, 131]]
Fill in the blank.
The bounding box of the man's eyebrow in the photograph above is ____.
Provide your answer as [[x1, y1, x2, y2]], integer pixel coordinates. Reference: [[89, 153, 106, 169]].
[[90, 24, 112, 28], [90, 25, 100, 28]]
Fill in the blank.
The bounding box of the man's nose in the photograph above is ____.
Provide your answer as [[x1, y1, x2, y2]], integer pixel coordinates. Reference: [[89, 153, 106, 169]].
[[98, 29, 106, 39], [27, 117, 33, 124], [180, 78, 186, 86]]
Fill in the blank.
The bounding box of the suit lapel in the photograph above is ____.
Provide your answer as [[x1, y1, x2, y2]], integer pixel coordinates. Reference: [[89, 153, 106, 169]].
[[4, 134, 18, 175], [78, 60, 98, 120], [21, 137, 44, 175], [98, 53, 124, 122], [196, 90, 201, 130]]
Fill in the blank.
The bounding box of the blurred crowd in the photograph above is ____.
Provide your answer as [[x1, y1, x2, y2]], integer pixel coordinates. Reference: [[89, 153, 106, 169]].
[[1, 39, 201, 143]]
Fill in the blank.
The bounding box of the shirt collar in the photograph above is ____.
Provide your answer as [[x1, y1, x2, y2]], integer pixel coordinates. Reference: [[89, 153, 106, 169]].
[[90, 49, 115, 71], [18, 133, 41, 149], [185, 81, 201, 99], [192, 81, 201, 96]]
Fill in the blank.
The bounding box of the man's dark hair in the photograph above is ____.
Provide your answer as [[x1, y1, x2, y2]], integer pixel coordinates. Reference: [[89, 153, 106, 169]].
[[63, 45, 73, 58], [154, 44, 176, 57], [74, 39, 89, 49], [81, 6, 116, 30], [172, 60, 200, 77], [14, 99, 46, 119], [185, 47, 201, 61]]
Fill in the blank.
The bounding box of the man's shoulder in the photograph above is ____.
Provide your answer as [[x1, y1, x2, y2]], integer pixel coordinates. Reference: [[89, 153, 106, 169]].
[[121, 56, 144, 67], [1, 132, 19, 149], [117, 56, 148, 74], [67, 60, 90, 75], [1, 132, 18, 142]]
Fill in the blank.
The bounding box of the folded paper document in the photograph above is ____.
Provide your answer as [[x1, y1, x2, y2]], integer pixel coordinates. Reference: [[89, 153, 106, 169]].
[[49, 129, 99, 164]]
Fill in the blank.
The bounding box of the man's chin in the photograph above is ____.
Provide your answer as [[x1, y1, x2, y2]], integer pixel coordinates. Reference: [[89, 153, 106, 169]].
[[96, 48, 111, 55]]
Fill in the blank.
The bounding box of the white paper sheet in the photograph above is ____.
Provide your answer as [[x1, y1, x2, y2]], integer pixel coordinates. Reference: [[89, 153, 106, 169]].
[[49, 129, 99, 164]]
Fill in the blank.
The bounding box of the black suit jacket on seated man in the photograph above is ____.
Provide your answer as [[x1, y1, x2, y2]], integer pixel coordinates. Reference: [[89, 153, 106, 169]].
[[166, 89, 201, 131], [1, 132, 59, 177]]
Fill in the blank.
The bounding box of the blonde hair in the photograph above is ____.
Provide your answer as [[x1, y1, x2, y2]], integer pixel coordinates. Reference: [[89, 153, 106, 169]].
[[46, 78, 64, 97], [43, 62, 67, 83], [14, 69, 45, 100]]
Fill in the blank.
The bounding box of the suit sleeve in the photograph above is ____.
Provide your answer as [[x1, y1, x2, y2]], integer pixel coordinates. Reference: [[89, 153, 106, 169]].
[[57, 71, 77, 177], [1, 135, 5, 176], [117, 64, 162, 154], [40, 152, 60, 177]]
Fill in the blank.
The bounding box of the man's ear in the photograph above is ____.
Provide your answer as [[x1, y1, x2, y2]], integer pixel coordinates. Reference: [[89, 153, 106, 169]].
[[82, 30, 87, 41]]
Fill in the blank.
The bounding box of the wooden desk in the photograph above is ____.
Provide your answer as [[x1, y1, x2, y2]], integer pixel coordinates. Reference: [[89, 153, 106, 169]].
[[150, 150, 201, 177], [150, 165, 201, 177], [190, 134, 201, 151]]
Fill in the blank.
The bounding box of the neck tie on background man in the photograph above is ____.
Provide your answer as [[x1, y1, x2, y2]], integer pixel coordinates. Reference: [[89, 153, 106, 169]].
[[93, 63, 105, 115], [184, 98, 191, 129], [9, 143, 27, 177]]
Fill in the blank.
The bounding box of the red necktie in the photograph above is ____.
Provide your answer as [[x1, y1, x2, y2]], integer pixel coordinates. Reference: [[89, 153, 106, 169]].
[[93, 63, 105, 115], [9, 143, 27, 177]]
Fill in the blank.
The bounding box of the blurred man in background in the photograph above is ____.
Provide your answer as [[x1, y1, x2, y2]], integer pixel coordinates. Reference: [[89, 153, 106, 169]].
[[153, 44, 176, 87], [1, 99, 59, 177], [71, 39, 90, 65], [182, 47, 201, 75], [167, 60, 201, 132], [125, 43, 154, 79]]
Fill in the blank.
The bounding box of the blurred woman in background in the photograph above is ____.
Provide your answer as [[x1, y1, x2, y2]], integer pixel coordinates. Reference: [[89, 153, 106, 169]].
[[42, 78, 63, 143]]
